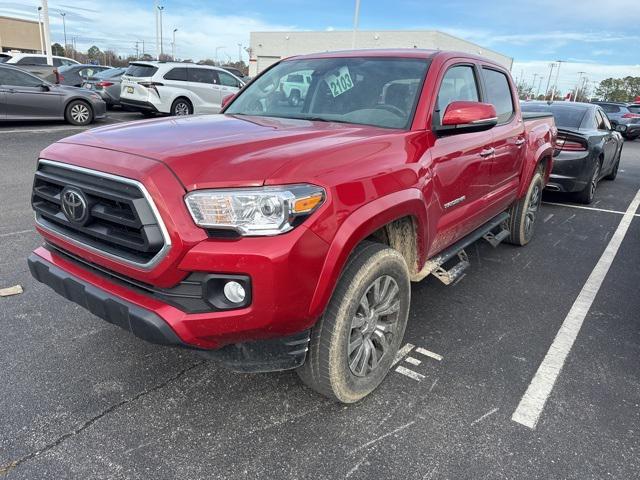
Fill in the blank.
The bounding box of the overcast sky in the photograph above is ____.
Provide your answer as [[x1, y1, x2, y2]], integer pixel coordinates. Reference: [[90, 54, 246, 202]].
[[2, 0, 639, 93]]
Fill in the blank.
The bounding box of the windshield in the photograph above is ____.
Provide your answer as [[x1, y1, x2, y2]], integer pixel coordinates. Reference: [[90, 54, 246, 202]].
[[521, 103, 587, 129], [95, 68, 124, 79], [226, 57, 430, 129]]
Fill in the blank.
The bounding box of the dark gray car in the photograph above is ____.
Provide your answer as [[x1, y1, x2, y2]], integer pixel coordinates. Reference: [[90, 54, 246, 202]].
[[0, 64, 106, 125], [592, 101, 640, 140], [58, 64, 113, 87], [81, 67, 126, 107]]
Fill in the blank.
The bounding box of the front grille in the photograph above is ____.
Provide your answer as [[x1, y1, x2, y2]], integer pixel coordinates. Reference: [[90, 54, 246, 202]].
[[32, 160, 169, 267]]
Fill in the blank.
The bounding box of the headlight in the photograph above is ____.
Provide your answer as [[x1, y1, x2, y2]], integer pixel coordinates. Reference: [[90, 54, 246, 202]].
[[185, 185, 325, 236]]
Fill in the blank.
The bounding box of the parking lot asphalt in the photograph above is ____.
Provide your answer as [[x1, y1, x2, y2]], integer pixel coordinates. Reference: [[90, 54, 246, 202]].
[[1, 114, 639, 480]]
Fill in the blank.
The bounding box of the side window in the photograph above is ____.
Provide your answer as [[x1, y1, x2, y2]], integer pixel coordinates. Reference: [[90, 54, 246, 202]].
[[601, 104, 619, 113], [0, 69, 42, 87], [435, 65, 479, 124], [17, 56, 47, 66], [189, 68, 219, 84], [218, 71, 240, 87], [53, 58, 62, 67], [482, 67, 515, 123], [596, 110, 610, 130], [61, 59, 75, 66], [164, 67, 188, 81]]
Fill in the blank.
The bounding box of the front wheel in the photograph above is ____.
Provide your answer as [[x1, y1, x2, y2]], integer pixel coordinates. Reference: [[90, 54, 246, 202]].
[[297, 241, 411, 403], [506, 168, 544, 246], [65, 100, 93, 126]]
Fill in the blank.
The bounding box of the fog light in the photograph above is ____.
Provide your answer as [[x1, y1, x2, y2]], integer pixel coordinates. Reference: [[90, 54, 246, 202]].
[[223, 281, 246, 303]]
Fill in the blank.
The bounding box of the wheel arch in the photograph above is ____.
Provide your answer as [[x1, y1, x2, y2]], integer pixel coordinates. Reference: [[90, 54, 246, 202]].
[[307, 189, 428, 319]]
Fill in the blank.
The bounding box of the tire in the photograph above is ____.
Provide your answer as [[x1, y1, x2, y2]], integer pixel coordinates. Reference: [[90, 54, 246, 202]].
[[297, 241, 411, 403], [506, 168, 544, 246], [140, 111, 156, 117], [604, 150, 621, 180], [64, 100, 93, 126], [288, 90, 301, 107], [575, 159, 601, 204], [170, 97, 193, 116]]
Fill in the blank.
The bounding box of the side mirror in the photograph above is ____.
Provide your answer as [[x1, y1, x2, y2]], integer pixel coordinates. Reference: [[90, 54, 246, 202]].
[[436, 101, 498, 135], [615, 124, 627, 133], [40, 83, 50, 92], [221, 93, 236, 109]]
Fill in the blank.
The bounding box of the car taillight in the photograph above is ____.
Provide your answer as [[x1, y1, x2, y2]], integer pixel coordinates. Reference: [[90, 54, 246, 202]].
[[96, 81, 114, 87], [622, 113, 640, 119], [556, 138, 587, 152]]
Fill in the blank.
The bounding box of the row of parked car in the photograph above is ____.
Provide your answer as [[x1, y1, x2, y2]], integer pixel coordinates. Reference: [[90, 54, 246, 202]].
[[0, 52, 248, 124]]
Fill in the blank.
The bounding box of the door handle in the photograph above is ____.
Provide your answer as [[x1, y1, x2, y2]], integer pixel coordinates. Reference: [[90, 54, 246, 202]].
[[515, 138, 526, 146], [479, 148, 495, 157]]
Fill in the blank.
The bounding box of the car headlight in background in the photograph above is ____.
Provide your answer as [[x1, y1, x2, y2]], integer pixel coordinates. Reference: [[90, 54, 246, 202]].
[[185, 185, 325, 236]]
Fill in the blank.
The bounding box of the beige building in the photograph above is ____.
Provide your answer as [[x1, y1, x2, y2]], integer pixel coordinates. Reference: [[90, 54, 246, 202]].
[[249, 30, 512, 76], [0, 16, 42, 54]]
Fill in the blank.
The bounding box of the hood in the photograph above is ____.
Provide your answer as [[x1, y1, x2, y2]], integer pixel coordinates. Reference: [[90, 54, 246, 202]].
[[59, 114, 395, 190]]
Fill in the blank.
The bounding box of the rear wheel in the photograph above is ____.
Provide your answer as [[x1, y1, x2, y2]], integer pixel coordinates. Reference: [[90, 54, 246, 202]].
[[64, 100, 93, 126], [575, 159, 601, 204], [170, 97, 193, 116], [506, 168, 544, 246], [297, 241, 410, 403]]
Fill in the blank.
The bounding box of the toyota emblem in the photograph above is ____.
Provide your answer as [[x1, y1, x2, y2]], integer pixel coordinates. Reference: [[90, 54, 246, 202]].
[[61, 188, 89, 224]]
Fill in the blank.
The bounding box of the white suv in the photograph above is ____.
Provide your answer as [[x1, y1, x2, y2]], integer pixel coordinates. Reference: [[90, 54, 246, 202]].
[[120, 62, 245, 116]]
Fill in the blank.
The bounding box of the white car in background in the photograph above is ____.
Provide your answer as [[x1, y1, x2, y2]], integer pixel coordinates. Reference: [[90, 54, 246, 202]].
[[119, 62, 245, 116]]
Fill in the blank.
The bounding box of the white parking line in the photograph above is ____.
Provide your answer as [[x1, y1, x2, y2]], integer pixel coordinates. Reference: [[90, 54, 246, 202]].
[[512, 189, 640, 429], [392, 343, 415, 366], [395, 365, 425, 382], [543, 201, 640, 218], [405, 356, 421, 366], [415, 347, 443, 361], [0, 229, 35, 238]]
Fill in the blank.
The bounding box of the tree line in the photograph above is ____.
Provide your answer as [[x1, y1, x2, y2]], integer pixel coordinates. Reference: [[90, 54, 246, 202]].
[[51, 43, 248, 75], [595, 77, 640, 102]]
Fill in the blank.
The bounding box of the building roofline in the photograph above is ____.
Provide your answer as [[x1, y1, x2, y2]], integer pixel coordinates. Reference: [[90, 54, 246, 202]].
[[0, 15, 38, 25]]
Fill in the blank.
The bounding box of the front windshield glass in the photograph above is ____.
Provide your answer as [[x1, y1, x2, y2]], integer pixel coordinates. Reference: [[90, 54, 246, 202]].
[[226, 57, 430, 129]]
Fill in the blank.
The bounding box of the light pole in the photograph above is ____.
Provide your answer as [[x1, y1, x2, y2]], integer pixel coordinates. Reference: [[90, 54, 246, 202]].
[[41, 0, 53, 65], [237, 43, 242, 62], [215, 46, 224, 63], [544, 63, 555, 100], [157, 5, 164, 58], [551, 59, 563, 101], [154, 1, 159, 60], [37, 7, 45, 54], [172, 28, 177, 60], [573, 71, 586, 101], [352, 0, 361, 49], [60, 12, 67, 53]]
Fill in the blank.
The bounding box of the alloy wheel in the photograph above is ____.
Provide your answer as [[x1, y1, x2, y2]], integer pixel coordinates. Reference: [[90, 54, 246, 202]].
[[348, 275, 401, 377], [70, 104, 90, 124], [524, 183, 541, 238], [175, 102, 190, 115]]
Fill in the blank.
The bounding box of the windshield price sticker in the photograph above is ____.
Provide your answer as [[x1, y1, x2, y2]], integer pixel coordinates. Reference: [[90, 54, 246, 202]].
[[325, 67, 354, 98]]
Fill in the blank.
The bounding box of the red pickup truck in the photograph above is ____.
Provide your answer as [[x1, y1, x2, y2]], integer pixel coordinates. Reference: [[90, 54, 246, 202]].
[[28, 50, 556, 402]]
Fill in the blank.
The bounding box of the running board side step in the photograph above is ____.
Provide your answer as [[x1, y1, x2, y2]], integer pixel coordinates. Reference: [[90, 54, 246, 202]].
[[411, 212, 511, 283]]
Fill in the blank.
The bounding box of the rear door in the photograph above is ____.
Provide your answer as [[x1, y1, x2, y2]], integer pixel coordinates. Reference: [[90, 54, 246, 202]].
[[0, 68, 62, 119], [480, 66, 525, 195], [427, 62, 496, 254], [186, 67, 221, 113]]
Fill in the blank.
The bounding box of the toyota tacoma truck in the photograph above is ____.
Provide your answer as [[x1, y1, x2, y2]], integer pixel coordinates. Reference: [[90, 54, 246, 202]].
[[28, 50, 556, 403]]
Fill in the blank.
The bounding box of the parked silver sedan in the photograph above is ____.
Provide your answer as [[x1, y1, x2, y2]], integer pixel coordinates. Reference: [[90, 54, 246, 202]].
[[0, 64, 106, 125], [82, 67, 127, 108]]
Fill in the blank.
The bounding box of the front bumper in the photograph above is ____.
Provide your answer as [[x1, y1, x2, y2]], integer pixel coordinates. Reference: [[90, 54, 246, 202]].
[[623, 124, 640, 138], [28, 251, 312, 372]]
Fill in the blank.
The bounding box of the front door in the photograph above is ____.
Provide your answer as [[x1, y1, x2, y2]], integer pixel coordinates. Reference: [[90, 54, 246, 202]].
[[427, 62, 496, 255], [0, 68, 62, 119], [187, 68, 222, 113]]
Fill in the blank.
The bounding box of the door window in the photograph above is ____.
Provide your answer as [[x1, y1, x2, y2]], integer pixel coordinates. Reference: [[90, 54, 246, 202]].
[[16, 56, 47, 66], [218, 71, 240, 87], [189, 68, 219, 84], [596, 110, 611, 130], [164, 67, 188, 81], [600, 104, 620, 113], [434, 65, 480, 125], [482, 68, 514, 123], [0, 69, 43, 87]]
